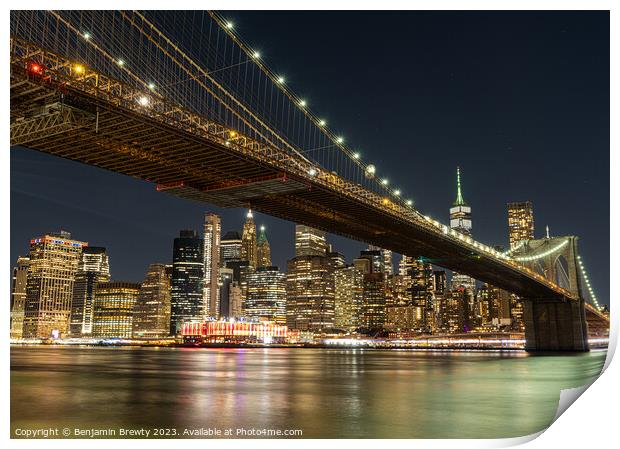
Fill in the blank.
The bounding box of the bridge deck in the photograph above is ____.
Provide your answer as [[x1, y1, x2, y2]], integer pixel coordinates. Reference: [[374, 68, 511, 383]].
[[8, 37, 581, 302]]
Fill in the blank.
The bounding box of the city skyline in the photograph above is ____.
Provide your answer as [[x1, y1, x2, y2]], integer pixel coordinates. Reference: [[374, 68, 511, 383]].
[[10, 11, 609, 306]]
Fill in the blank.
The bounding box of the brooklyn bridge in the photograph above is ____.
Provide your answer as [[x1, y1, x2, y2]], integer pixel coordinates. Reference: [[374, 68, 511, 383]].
[[9, 10, 608, 351]]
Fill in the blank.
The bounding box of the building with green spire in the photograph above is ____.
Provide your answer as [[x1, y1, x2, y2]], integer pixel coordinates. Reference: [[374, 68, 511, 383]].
[[256, 225, 271, 268], [449, 167, 472, 235], [449, 167, 475, 292]]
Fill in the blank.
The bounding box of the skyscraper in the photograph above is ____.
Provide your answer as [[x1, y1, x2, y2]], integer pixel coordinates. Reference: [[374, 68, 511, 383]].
[[409, 259, 435, 332], [170, 230, 204, 335], [92, 282, 140, 339], [220, 231, 243, 265], [334, 265, 364, 330], [10, 256, 30, 339], [218, 267, 235, 319], [507, 201, 535, 249], [132, 264, 172, 338], [70, 246, 110, 336], [241, 210, 258, 268], [256, 225, 272, 268], [245, 266, 287, 324], [449, 167, 476, 291], [22, 231, 86, 339], [295, 225, 327, 257], [203, 213, 221, 318]]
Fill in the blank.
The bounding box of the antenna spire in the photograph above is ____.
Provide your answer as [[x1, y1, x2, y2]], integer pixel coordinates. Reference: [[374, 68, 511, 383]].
[[453, 166, 466, 206]]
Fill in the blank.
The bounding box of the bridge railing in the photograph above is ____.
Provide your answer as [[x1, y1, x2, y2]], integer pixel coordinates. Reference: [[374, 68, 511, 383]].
[[10, 35, 573, 300]]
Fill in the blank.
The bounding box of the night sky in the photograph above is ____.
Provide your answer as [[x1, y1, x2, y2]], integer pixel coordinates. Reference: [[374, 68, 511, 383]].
[[10, 11, 609, 306]]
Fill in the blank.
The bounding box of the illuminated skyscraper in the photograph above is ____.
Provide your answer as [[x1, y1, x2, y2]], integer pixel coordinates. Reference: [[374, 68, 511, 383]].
[[241, 210, 258, 268], [170, 230, 204, 335], [449, 167, 476, 291], [368, 245, 392, 277], [361, 272, 386, 330], [22, 231, 86, 339], [295, 225, 327, 257], [92, 281, 140, 339], [70, 247, 110, 336], [507, 201, 535, 249], [10, 256, 30, 339], [220, 231, 243, 265], [203, 213, 221, 318], [256, 225, 272, 268], [409, 259, 435, 332], [218, 267, 235, 319], [132, 264, 172, 338], [334, 265, 364, 330], [245, 266, 287, 324], [286, 255, 335, 332]]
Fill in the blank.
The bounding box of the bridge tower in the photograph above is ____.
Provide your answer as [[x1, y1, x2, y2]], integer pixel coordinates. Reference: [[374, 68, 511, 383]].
[[512, 236, 589, 351]]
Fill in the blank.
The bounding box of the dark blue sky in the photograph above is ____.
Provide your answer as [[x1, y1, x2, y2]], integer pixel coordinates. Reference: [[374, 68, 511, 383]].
[[10, 11, 609, 305]]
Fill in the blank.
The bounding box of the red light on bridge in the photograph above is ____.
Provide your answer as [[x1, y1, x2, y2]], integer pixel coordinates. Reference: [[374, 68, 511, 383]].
[[27, 61, 44, 75]]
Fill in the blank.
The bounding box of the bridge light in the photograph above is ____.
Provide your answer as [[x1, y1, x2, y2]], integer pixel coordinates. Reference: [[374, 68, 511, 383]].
[[299, 99, 307, 107], [394, 189, 401, 196], [138, 96, 150, 106], [336, 137, 344, 144], [308, 168, 317, 176], [382, 198, 389, 205], [406, 199, 413, 206], [225, 140, 231, 146], [27, 62, 43, 75], [117, 59, 125, 67], [319, 119, 326, 126], [226, 22, 234, 29], [365, 164, 376, 179], [252, 51, 261, 59], [353, 152, 360, 159], [148, 82, 156, 90], [381, 178, 389, 186], [277, 76, 285, 84], [74, 64, 85, 74], [83, 32, 91, 40], [230, 131, 237, 137]]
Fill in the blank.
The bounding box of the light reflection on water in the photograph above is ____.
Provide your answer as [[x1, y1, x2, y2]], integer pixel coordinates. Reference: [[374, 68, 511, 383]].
[[11, 346, 606, 438]]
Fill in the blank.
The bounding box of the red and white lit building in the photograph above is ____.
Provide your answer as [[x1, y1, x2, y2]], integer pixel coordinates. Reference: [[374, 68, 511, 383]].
[[182, 320, 288, 343]]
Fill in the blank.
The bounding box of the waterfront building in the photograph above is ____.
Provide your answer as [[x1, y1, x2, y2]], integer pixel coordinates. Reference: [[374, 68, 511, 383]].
[[220, 231, 243, 265], [182, 320, 288, 343], [511, 294, 525, 331], [218, 267, 234, 318], [286, 255, 335, 332], [245, 266, 287, 324], [226, 259, 253, 317], [368, 245, 393, 277], [361, 272, 386, 330], [449, 167, 476, 291], [295, 224, 327, 257], [22, 231, 86, 339], [409, 259, 435, 332], [256, 225, 272, 268], [132, 264, 172, 338], [92, 281, 140, 339], [170, 230, 204, 335], [507, 201, 535, 249], [327, 251, 346, 269], [10, 256, 30, 339], [334, 265, 364, 330], [70, 246, 110, 336], [241, 210, 258, 268], [203, 213, 221, 318]]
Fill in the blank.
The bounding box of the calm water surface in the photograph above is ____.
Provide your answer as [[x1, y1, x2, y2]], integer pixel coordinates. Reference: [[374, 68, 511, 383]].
[[11, 346, 606, 438]]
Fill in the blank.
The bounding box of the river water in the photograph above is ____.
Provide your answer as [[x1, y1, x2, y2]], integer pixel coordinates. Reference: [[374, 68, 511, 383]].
[[10, 346, 606, 439]]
